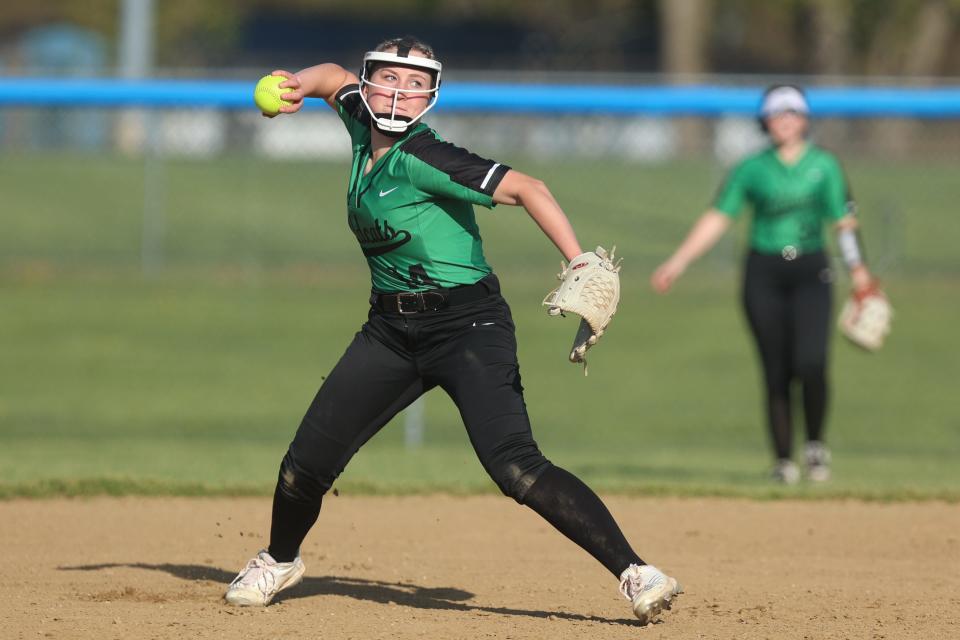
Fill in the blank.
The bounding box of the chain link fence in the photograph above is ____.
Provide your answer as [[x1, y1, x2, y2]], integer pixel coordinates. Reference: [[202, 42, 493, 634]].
[[2, 73, 958, 278]]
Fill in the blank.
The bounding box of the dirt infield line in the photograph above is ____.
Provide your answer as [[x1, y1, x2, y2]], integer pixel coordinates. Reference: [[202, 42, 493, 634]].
[[3, 496, 958, 639]]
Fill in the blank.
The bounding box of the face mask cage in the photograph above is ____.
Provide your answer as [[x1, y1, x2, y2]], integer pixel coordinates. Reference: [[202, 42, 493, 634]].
[[359, 51, 442, 134]]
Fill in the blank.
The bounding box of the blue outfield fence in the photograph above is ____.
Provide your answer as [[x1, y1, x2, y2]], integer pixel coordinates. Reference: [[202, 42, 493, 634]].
[[1, 78, 960, 117]]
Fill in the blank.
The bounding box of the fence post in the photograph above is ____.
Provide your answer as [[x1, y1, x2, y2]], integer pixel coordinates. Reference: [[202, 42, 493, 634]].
[[404, 396, 426, 449]]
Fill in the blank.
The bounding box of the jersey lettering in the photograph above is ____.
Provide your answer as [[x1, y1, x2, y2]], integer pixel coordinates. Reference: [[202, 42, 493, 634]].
[[348, 213, 413, 257]]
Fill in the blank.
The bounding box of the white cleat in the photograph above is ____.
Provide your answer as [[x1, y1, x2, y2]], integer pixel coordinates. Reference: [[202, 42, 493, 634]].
[[224, 549, 306, 606], [619, 563, 682, 625], [805, 441, 832, 482], [772, 459, 801, 485]]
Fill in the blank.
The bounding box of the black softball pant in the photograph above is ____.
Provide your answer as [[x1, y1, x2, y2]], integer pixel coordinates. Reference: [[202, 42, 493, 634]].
[[268, 275, 643, 576], [742, 250, 832, 460]]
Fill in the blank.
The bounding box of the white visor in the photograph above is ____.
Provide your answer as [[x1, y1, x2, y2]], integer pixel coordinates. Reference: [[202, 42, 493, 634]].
[[760, 86, 810, 118], [359, 51, 442, 133]]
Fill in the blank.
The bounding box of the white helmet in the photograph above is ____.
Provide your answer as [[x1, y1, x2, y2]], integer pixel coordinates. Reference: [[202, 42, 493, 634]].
[[359, 41, 442, 136], [759, 84, 809, 119]]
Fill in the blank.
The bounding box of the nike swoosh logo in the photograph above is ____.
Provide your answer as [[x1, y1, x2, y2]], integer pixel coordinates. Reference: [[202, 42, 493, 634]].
[[379, 187, 399, 197]]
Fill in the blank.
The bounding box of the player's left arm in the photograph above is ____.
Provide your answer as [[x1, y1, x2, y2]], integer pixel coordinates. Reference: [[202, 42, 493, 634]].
[[826, 156, 893, 350], [834, 211, 894, 351], [493, 170, 583, 261], [834, 214, 874, 292], [825, 157, 873, 292]]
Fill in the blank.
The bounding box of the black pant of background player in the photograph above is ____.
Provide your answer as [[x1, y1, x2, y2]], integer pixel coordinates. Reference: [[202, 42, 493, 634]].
[[268, 274, 644, 577], [742, 250, 832, 460]]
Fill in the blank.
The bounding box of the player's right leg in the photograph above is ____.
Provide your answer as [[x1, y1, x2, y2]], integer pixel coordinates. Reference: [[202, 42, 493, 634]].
[[225, 315, 425, 606], [742, 251, 796, 482]]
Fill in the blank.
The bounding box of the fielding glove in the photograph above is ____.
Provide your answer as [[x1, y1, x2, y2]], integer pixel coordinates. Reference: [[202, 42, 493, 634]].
[[542, 246, 621, 374], [838, 282, 893, 351]]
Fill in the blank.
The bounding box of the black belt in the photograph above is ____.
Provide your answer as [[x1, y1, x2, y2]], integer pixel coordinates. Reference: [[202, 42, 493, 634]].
[[371, 275, 497, 314], [750, 248, 825, 261]]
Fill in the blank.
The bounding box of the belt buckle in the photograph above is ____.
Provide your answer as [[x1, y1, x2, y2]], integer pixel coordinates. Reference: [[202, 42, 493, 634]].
[[781, 245, 798, 261], [397, 293, 422, 314]]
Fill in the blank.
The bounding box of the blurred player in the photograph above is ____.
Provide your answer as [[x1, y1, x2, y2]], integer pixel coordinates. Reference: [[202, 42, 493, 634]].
[[651, 85, 880, 484], [224, 36, 680, 623]]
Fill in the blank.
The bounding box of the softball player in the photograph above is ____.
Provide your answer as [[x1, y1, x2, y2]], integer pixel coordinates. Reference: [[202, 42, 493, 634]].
[[224, 36, 681, 624], [651, 85, 878, 484]]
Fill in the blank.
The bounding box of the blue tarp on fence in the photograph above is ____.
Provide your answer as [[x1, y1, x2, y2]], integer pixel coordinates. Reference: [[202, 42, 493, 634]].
[[2, 78, 960, 117]]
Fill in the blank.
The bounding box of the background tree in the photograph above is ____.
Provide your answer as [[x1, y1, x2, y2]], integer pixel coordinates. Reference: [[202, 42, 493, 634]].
[[659, 0, 713, 154], [1, 0, 959, 75]]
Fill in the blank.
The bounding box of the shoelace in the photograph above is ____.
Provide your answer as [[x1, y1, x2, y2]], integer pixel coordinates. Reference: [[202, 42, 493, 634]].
[[232, 555, 273, 589], [619, 566, 664, 600], [619, 565, 643, 600]]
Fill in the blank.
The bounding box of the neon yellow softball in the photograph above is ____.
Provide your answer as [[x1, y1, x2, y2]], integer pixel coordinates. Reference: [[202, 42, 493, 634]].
[[253, 75, 293, 116]]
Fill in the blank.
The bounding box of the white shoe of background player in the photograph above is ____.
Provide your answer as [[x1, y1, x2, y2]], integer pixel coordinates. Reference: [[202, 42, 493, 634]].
[[805, 441, 832, 482], [224, 549, 305, 606], [619, 563, 682, 625], [772, 458, 801, 485]]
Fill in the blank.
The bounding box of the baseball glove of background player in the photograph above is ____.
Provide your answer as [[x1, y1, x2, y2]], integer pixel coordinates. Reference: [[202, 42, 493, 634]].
[[838, 283, 893, 351], [542, 246, 621, 374]]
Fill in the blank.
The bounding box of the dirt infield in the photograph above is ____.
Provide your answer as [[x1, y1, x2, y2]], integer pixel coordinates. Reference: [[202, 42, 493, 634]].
[[3, 496, 958, 639]]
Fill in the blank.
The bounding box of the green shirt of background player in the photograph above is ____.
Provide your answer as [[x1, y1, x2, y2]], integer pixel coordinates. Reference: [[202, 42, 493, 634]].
[[714, 142, 852, 256], [224, 37, 682, 624], [651, 85, 878, 485]]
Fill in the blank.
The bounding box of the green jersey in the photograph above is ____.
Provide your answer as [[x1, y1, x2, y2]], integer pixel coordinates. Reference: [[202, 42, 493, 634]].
[[713, 144, 852, 255], [334, 84, 511, 293]]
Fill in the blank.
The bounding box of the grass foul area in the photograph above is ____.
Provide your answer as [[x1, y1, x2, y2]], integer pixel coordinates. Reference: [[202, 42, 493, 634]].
[[1, 154, 958, 500]]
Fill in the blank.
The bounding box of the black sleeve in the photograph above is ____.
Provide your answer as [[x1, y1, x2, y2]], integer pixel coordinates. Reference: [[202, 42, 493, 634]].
[[400, 130, 511, 199], [334, 83, 370, 128]]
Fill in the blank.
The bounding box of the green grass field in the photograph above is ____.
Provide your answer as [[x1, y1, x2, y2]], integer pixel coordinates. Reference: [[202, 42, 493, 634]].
[[1, 153, 958, 499]]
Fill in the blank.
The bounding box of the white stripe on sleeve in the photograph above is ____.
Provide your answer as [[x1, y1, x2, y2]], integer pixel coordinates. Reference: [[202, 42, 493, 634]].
[[480, 163, 501, 190]]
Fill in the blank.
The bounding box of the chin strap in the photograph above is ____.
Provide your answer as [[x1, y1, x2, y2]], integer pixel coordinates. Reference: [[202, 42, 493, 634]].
[[372, 113, 411, 137], [395, 36, 415, 58]]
